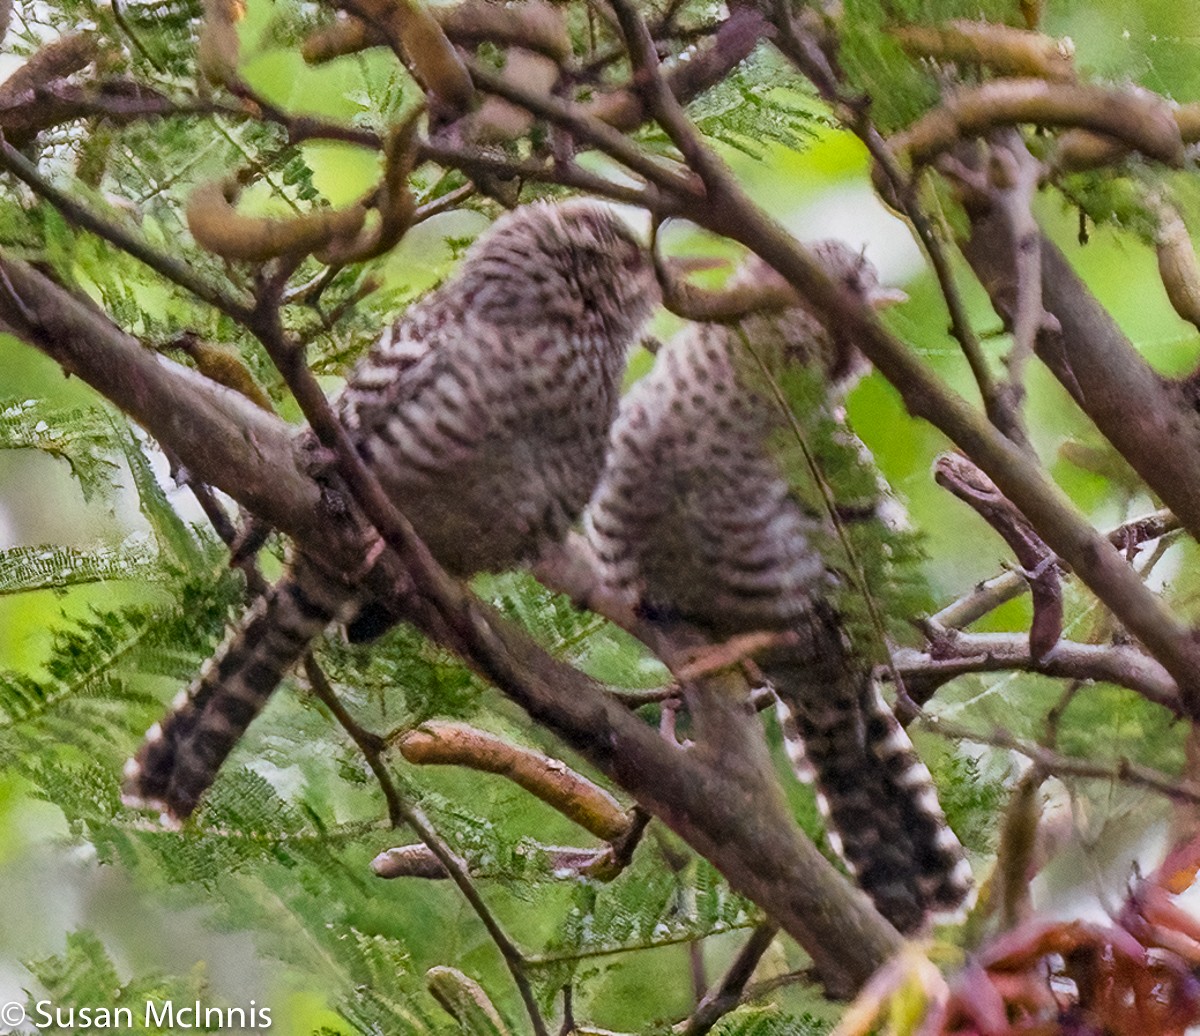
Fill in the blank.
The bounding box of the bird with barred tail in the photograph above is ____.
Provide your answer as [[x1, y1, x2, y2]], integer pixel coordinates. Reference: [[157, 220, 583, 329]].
[[585, 243, 972, 933], [123, 200, 658, 824]]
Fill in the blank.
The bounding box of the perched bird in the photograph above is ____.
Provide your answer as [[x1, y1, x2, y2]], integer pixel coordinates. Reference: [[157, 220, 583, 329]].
[[124, 200, 657, 823], [585, 243, 971, 932]]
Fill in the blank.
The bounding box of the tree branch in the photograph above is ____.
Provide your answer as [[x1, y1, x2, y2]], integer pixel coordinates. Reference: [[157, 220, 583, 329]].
[[0, 133, 255, 322], [927, 508, 1178, 632], [893, 632, 1182, 715], [932, 718, 1200, 806], [0, 246, 899, 992], [959, 164, 1200, 551], [679, 924, 780, 1036]]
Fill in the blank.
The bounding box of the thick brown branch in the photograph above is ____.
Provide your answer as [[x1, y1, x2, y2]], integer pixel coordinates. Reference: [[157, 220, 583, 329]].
[[960, 199, 1200, 551], [771, 8, 1014, 440], [663, 169, 1200, 715], [0, 257, 326, 545]]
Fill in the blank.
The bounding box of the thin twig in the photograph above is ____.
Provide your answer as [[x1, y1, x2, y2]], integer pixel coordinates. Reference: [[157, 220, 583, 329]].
[[991, 132, 1047, 415], [466, 61, 702, 198], [679, 924, 780, 1036], [930, 717, 1200, 805], [303, 656, 401, 823], [418, 137, 675, 211], [605, 0, 727, 191], [891, 632, 1181, 715], [0, 132, 255, 322], [526, 920, 762, 967], [928, 508, 1178, 632], [934, 452, 1062, 661], [770, 5, 1015, 441]]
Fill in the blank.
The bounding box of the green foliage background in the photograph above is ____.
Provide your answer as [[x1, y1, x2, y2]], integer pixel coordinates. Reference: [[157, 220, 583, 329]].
[[3, 0, 1200, 1031]]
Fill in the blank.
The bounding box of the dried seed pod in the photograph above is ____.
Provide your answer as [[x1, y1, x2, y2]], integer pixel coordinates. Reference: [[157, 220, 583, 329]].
[[301, 16, 385, 63], [334, 0, 473, 112], [425, 967, 510, 1036], [435, 0, 569, 61], [0, 32, 100, 103], [1155, 202, 1200, 333], [891, 20, 1074, 82], [468, 49, 559, 144], [371, 844, 450, 879], [396, 722, 631, 842], [171, 333, 275, 413], [185, 178, 367, 262], [197, 0, 244, 88]]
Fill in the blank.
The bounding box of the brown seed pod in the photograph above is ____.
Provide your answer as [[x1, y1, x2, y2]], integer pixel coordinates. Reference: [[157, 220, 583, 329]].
[[891, 20, 1074, 82], [468, 49, 559, 144], [371, 843, 450, 879], [301, 16, 386, 64], [335, 0, 473, 112], [425, 967, 511, 1036], [319, 110, 420, 264], [1155, 202, 1200, 333], [0, 32, 100, 104], [435, 0, 569, 61], [396, 722, 631, 842], [185, 178, 367, 262], [171, 332, 276, 413], [197, 0, 244, 88]]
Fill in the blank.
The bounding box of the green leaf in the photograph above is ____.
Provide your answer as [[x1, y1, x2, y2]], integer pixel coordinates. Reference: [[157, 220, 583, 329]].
[[0, 399, 121, 502], [0, 539, 158, 596], [112, 418, 203, 568]]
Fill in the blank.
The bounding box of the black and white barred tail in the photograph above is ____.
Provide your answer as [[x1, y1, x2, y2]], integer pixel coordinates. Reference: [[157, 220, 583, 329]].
[[122, 563, 353, 824], [771, 658, 972, 933]]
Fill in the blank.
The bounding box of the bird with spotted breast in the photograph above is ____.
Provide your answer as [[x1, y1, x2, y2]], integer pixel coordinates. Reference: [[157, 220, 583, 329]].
[[123, 200, 658, 824], [585, 242, 972, 933]]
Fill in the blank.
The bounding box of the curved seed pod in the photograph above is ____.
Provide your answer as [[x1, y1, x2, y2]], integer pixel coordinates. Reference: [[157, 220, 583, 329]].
[[425, 967, 511, 1036], [185, 178, 367, 262], [302, 16, 386, 63], [171, 333, 275, 413], [396, 722, 631, 842], [1155, 202, 1200, 333], [334, 0, 473, 112], [436, 0, 569, 61], [371, 843, 450, 879], [319, 110, 419, 264], [198, 0, 243, 88], [891, 21, 1074, 82], [0, 32, 100, 103]]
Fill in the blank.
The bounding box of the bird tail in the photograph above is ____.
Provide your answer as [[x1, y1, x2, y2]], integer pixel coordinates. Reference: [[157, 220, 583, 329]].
[[770, 655, 972, 933], [122, 563, 352, 824]]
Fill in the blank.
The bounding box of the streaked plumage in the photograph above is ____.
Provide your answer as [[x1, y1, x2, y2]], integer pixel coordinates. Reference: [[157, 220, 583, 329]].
[[124, 201, 656, 823], [585, 243, 971, 932]]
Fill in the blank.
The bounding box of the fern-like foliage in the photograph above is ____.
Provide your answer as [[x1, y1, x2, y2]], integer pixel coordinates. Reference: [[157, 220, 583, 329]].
[[0, 399, 122, 503], [20, 930, 215, 1036], [764, 362, 933, 658], [0, 538, 158, 595], [684, 56, 830, 159]]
